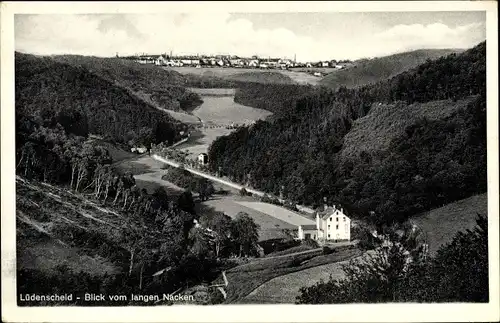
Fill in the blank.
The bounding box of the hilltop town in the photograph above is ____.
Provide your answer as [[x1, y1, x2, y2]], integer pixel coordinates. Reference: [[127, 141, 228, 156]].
[[124, 52, 354, 70]]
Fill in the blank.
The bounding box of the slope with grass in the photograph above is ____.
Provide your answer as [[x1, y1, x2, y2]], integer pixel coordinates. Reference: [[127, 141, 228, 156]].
[[319, 48, 461, 89], [16, 177, 132, 278], [410, 193, 487, 255], [212, 246, 362, 304]]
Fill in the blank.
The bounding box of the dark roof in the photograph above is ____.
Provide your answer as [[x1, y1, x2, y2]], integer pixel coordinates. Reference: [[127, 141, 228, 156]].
[[300, 224, 317, 230], [318, 206, 348, 220]]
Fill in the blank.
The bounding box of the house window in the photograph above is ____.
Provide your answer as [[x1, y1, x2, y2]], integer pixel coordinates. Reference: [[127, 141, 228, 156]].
[[328, 225, 330, 229], [343, 217, 346, 221], [328, 234, 330, 238], [336, 225, 339, 229], [336, 217, 339, 222], [330, 217, 332, 221]]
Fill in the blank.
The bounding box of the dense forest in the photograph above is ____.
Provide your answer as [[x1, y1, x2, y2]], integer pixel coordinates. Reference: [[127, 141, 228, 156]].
[[15, 53, 187, 146], [51, 55, 203, 112], [208, 42, 486, 225]]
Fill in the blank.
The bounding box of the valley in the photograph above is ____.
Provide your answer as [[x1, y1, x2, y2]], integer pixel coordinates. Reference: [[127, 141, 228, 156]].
[[13, 40, 489, 306]]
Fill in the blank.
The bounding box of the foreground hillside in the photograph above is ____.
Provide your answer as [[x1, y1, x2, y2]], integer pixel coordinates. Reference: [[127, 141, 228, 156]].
[[320, 48, 460, 89], [52, 55, 202, 112], [15, 53, 186, 146], [208, 42, 486, 225], [411, 193, 488, 255]]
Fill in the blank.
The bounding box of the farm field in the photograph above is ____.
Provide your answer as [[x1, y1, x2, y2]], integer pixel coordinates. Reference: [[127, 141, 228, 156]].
[[216, 247, 363, 304], [188, 88, 235, 96], [177, 89, 272, 159], [410, 193, 488, 255], [168, 66, 322, 85], [242, 249, 372, 304], [235, 201, 315, 226], [197, 196, 295, 242], [193, 96, 271, 125], [176, 127, 233, 158]]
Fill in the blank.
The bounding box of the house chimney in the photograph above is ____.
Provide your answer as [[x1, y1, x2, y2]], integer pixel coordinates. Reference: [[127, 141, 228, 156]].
[[323, 196, 328, 211]]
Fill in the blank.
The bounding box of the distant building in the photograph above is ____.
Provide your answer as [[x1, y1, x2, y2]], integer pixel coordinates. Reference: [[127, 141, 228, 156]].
[[321, 61, 330, 67], [131, 146, 148, 154], [248, 60, 259, 67], [198, 153, 208, 165], [297, 205, 351, 241]]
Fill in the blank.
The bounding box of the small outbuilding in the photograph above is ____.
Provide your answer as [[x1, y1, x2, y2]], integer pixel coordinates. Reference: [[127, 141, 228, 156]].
[[198, 153, 208, 165]]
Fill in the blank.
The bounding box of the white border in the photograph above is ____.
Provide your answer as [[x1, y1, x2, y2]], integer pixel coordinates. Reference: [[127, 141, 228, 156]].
[[1, 2, 498, 322]]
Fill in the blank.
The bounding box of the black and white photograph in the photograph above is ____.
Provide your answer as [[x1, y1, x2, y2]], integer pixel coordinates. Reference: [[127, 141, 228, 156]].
[[1, 1, 498, 322]]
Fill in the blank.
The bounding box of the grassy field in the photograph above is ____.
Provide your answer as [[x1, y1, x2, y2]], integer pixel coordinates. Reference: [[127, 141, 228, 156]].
[[193, 96, 272, 125], [169, 66, 321, 85], [340, 97, 476, 161], [177, 90, 272, 159], [411, 193, 488, 255], [235, 201, 315, 226], [241, 251, 365, 304], [216, 247, 363, 303], [197, 196, 296, 242], [188, 88, 236, 96], [177, 127, 234, 159]]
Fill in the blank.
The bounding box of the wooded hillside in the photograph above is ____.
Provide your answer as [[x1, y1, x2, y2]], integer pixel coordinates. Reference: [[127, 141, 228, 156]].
[[208, 42, 486, 225], [16, 52, 186, 146]]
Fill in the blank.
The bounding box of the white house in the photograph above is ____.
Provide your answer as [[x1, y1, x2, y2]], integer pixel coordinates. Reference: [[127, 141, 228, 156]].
[[198, 153, 208, 165], [297, 205, 351, 241]]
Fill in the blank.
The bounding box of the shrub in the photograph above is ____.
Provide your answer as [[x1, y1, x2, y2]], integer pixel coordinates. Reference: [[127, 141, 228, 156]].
[[322, 246, 335, 255], [302, 239, 319, 248]]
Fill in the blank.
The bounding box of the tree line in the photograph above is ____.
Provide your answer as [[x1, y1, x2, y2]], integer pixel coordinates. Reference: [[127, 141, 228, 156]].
[[207, 41, 486, 226]]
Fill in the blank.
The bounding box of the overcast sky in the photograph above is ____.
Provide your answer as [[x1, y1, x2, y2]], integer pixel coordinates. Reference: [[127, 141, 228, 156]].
[[15, 11, 486, 61]]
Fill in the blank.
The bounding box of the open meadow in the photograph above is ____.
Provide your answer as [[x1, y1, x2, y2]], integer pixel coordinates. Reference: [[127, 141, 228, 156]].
[[235, 201, 315, 226], [177, 88, 272, 159], [197, 196, 296, 242], [168, 66, 323, 85]]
